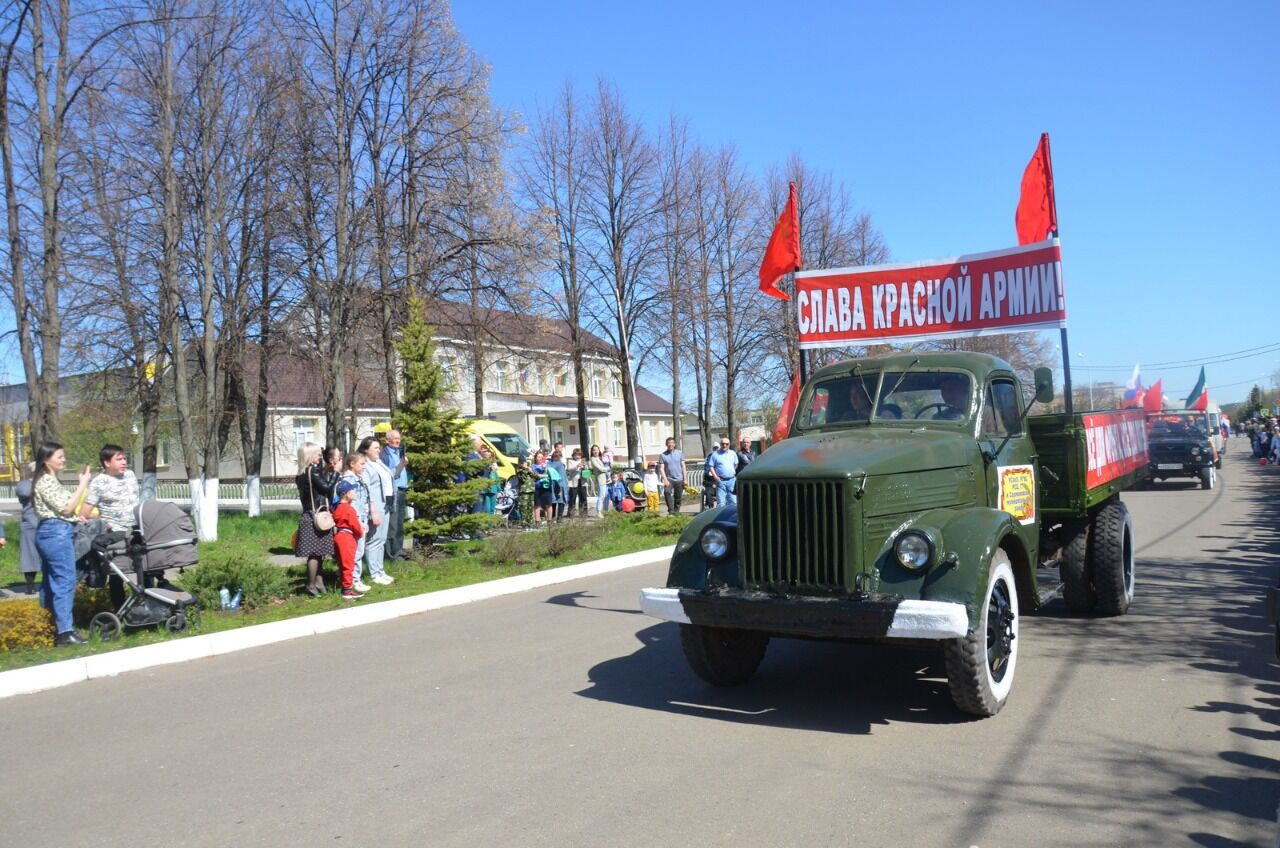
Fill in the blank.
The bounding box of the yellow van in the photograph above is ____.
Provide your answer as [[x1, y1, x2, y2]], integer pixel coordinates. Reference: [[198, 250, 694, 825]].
[[465, 419, 532, 480]]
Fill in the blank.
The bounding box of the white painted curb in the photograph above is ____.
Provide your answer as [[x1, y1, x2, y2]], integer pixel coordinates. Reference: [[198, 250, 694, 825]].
[[0, 544, 675, 701]]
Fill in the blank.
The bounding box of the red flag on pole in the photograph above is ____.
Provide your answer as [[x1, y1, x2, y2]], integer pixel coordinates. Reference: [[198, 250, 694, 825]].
[[1015, 133, 1058, 245], [1142, 379, 1164, 413], [771, 374, 802, 443], [759, 182, 802, 300]]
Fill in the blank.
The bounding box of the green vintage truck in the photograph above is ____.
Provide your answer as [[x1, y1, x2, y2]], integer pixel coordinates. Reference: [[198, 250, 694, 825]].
[[641, 351, 1149, 717]]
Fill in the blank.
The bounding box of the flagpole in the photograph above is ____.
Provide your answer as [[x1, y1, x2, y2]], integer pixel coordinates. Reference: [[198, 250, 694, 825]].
[[1041, 134, 1072, 414]]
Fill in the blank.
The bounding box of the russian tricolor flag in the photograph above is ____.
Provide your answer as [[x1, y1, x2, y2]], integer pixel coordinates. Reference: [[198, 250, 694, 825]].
[[1122, 364, 1145, 408]]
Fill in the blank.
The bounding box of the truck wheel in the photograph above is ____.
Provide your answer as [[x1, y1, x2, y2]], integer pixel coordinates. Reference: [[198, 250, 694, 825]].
[[1090, 500, 1135, 616], [1060, 522, 1097, 613], [679, 624, 769, 686], [1200, 466, 1215, 490], [944, 551, 1018, 717]]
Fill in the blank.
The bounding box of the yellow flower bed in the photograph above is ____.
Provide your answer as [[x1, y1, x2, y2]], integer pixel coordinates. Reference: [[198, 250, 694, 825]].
[[0, 600, 55, 651]]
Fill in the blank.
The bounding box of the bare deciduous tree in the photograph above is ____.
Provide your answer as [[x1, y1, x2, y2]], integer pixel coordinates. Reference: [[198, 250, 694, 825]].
[[582, 80, 660, 466]]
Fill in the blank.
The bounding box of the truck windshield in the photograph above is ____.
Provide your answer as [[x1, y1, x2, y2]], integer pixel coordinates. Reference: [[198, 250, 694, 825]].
[[798, 371, 974, 427], [1148, 414, 1208, 438], [878, 372, 973, 421]]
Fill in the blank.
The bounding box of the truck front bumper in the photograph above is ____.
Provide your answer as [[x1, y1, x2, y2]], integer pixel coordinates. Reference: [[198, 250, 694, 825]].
[[639, 587, 969, 641]]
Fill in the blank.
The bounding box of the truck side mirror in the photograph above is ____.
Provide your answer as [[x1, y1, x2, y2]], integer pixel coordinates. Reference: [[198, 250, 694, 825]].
[[1033, 367, 1054, 404]]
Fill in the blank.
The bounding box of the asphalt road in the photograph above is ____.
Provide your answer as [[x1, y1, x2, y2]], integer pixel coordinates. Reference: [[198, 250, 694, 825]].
[[2, 451, 1277, 847]]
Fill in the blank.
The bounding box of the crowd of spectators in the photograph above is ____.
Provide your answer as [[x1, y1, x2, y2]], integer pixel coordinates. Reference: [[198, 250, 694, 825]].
[[6, 430, 751, 621]]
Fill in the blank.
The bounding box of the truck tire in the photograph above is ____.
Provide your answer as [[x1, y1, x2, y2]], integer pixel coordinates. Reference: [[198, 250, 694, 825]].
[[680, 624, 769, 686], [1200, 466, 1215, 490], [944, 551, 1018, 717], [1090, 500, 1135, 616], [1060, 522, 1097, 613]]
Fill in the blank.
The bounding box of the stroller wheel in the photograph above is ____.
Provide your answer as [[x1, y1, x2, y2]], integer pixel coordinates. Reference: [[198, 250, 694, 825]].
[[90, 611, 123, 642], [165, 614, 188, 634]]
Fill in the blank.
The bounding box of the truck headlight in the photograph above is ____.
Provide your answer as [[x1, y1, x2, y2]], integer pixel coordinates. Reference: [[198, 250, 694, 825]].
[[894, 531, 934, 571], [700, 527, 731, 560], [1191, 447, 1200, 456]]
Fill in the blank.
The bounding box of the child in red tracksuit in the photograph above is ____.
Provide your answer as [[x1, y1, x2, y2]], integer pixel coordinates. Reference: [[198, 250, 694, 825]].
[[333, 480, 365, 600]]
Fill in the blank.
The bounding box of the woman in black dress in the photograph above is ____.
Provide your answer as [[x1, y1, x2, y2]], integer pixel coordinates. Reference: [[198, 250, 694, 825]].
[[294, 442, 341, 596]]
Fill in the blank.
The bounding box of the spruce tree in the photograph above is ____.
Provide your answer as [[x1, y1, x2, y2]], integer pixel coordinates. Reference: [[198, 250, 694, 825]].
[[393, 297, 498, 542]]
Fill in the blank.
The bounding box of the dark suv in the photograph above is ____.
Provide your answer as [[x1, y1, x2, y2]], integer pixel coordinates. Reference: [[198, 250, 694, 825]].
[[1146, 413, 1217, 489]]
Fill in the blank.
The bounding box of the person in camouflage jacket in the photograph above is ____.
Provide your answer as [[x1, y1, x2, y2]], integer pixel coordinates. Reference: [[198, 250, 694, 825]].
[[514, 458, 536, 528]]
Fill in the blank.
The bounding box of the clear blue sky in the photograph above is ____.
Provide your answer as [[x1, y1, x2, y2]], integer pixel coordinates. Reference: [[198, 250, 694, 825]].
[[455, 0, 1280, 405]]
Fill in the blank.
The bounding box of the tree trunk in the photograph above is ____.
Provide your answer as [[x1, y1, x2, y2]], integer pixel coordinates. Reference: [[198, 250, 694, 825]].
[[0, 12, 43, 450], [31, 0, 70, 445]]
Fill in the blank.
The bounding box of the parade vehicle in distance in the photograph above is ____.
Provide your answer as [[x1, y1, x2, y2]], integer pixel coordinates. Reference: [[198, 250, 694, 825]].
[[1205, 402, 1226, 462], [1144, 411, 1218, 489], [640, 351, 1149, 718]]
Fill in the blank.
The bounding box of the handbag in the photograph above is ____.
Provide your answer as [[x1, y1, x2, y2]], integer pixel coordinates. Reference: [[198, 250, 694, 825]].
[[308, 471, 336, 532]]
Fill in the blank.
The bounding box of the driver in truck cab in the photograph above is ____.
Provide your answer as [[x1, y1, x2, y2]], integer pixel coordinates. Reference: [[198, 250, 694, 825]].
[[831, 381, 873, 423], [935, 375, 969, 419]]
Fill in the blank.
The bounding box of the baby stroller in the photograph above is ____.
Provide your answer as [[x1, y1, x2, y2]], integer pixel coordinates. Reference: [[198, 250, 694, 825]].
[[622, 470, 648, 513], [497, 478, 518, 523], [84, 500, 199, 641]]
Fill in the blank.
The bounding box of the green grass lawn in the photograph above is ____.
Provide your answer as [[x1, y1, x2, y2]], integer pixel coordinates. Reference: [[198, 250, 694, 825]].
[[0, 510, 687, 671]]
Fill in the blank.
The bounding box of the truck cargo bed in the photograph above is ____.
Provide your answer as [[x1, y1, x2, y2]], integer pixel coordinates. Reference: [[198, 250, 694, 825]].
[[1029, 408, 1148, 518]]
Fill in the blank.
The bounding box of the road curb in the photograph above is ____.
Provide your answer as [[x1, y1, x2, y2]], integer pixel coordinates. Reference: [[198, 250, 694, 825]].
[[0, 544, 675, 701]]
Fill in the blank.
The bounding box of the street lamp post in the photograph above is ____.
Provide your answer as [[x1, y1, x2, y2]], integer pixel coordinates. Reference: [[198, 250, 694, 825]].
[[1077, 353, 1093, 409]]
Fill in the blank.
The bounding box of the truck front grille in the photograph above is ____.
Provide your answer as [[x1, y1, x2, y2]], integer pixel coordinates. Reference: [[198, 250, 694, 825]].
[[738, 480, 849, 593]]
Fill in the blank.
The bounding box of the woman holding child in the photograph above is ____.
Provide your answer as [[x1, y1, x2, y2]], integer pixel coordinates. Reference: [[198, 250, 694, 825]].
[[530, 450, 554, 525]]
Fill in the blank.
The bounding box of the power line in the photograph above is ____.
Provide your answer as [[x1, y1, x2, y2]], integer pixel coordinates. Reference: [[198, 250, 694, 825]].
[[1074, 342, 1280, 373]]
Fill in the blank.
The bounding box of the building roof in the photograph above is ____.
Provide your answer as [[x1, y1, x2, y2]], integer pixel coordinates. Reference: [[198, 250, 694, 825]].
[[246, 347, 391, 410], [427, 298, 617, 359], [635, 386, 674, 415]]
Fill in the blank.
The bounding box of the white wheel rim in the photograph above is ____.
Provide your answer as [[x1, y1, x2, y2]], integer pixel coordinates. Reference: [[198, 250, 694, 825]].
[[984, 559, 1018, 702]]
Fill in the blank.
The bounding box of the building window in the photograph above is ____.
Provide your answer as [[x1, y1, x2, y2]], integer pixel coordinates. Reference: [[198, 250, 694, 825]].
[[647, 420, 657, 448], [556, 370, 569, 397], [494, 362, 509, 392], [610, 372, 621, 399], [293, 417, 318, 449], [592, 370, 604, 398], [613, 423, 623, 447], [439, 357, 456, 389]]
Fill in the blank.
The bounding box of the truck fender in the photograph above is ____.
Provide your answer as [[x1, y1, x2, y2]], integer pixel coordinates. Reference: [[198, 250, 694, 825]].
[[665, 503, 738, 590], [907, 507, 1033, 627]]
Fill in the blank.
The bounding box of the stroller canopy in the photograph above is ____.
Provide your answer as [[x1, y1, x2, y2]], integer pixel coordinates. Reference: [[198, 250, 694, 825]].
[[136, 500, 199, 571]]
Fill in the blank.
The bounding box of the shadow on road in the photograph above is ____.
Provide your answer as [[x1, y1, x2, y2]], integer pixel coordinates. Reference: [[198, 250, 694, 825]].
[[577, 620, 970, 733]]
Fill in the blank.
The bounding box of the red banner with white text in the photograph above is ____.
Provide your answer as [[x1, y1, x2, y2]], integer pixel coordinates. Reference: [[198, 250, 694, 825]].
[[1083, 409, 1149, 489], [795, 239, 1066, 349]]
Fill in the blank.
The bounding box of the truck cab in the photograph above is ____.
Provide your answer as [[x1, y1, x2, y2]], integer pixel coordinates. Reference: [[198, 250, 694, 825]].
[[641, 351, 1140, 717]]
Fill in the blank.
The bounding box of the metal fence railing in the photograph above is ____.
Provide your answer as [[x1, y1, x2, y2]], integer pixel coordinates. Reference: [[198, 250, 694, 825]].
[[150, 481, 298, 501], [0, 480, 299, 503]]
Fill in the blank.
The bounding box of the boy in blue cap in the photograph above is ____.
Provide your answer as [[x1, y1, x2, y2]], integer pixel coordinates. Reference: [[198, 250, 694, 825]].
[[333, 479, 365, 599]]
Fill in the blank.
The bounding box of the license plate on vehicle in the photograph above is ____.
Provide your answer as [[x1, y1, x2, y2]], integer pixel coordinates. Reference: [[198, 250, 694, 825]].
[[1156, 463, 1183, 470]]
